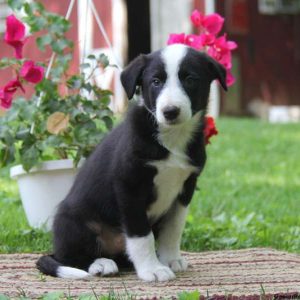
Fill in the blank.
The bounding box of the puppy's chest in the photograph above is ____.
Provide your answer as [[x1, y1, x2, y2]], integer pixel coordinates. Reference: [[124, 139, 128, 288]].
[[147, 153, 197, 220]]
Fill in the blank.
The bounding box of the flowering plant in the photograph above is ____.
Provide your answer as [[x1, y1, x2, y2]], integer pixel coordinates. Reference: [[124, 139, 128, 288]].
[[0, 1, 114, 171], [0, 14, 44, 109], [168, 9, 238, 144], [168, 9, 237, 87]]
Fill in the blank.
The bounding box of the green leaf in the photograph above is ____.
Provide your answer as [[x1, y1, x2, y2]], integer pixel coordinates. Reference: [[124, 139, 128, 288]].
[[24, 3, 33, 15], [20, 146, 40, 172], [102, 116, 113, 130], [41, 291, 65, 300], [48, 16, 71, 34], [25, 15, 48, 33], [178, 290, 200, 300], [98, 53, 109, 68], [0, 146, 15, 167], [16, 129, 31, 141], [7, 0, 24, 10], [36, 34, 52, 51], [2, 131, 14, 145], [51, 38, 73, 54], [87, 54, 96, 60], [67, 78, 82, 90], [74, 121, 96, 143]]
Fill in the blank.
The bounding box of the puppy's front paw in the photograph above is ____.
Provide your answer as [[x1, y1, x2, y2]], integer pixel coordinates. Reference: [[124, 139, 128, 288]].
[[159, 256, 188, 272], [137, 264, 175, 282], [169, 257, 188, 272], [88, 258, 119, 276]]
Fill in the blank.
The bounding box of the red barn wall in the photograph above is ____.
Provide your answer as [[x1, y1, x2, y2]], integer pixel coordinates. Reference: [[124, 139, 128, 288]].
[[217, 0, 300, 113], [0, 1, 113, 101]]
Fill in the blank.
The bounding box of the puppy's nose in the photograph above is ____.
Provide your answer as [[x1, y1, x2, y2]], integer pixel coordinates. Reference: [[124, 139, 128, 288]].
[[163, 105, 180, 121]]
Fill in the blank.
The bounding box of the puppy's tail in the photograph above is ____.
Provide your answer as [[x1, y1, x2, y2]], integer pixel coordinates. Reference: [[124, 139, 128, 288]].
[[36, 255, 90, 279]]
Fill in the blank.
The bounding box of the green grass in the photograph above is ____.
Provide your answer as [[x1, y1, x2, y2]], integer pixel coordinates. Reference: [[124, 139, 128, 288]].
[[0, 168, 52, 253], [184, 117, 300, 252], [0, 117, 300, 254]]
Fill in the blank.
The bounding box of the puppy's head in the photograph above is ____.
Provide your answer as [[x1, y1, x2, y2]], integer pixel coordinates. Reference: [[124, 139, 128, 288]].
[[121, 44, 227, 126]]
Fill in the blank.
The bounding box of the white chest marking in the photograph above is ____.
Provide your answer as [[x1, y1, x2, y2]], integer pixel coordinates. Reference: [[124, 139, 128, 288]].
[[147, 154, 197, 220]]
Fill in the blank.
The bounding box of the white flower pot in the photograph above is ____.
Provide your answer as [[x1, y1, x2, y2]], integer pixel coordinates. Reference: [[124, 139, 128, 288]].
[[10, 159, 81, 231]]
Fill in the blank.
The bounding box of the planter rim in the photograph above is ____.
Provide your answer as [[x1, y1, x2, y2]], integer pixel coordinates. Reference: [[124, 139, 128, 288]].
[[10, 159, 81, 179]]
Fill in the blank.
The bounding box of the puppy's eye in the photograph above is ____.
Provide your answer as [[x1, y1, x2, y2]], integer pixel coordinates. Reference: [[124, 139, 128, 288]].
[[184, 76, 198, 87], [152, 78, 162, 87]]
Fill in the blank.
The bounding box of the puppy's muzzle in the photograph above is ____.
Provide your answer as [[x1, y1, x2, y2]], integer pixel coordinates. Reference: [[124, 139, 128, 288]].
[[162, 105, 180, 122]]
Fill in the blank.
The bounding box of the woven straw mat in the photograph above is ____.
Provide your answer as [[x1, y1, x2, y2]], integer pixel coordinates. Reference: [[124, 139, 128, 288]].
[[1, 248, 300, 299]]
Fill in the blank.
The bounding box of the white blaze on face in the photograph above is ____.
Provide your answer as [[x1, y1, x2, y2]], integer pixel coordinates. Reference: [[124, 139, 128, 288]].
[[156, 45, 192, 125]]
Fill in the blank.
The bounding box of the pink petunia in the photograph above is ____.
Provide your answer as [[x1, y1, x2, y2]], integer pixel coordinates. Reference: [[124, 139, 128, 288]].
[[167, 33, 186, 45], [4, 15, 27, 59], [190, 10, 203, 27], [20, 61, 45, 84], [0, 78, 25, 109], [185, 34, 203, 50], [201, 13, 224, 35]]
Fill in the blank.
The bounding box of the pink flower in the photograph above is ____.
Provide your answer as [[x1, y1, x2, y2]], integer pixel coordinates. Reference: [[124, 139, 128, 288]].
[[215, 34, 237, 51], [199, 33, 216, 46], [185, 34, 203, 50], [167, 33, 186, 45], [0, 78, 25, 109], [226, 70, 235, 86], [208, 46, 232, 69], [4, 15, 26, 59], [201, 13, 224, 35], [190, 10, 203, 27], [20, 61, 45, 84], [208, 34, 237, 69]]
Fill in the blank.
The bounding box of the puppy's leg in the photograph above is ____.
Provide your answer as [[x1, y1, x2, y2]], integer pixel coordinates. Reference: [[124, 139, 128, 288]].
[[117, 184, 175, 282], [157, 202, 188, 272], [126, 231, 175, 281], [157, 174, 197, 272]]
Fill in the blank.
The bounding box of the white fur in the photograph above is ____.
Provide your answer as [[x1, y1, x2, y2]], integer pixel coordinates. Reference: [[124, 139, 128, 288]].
[[157, 202, 189, 272], [158, 111, 202, 155], [88, 258, 119, 276], [126, 232, 175, 281], [147, 153, 196, 221], [156, 45, 191, 125], [57, 266, 90, 279], [148, 111, 200, 221]]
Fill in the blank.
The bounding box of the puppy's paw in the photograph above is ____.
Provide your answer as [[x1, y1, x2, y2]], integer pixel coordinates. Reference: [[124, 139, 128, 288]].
[[159, 256, 188, 272], [169, 257, 188, 272], [88, 258, 119, 276], [137, 264, 175, 282]]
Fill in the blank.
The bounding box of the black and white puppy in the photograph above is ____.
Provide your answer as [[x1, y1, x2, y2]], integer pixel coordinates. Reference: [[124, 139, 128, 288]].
[[37, 44, 227, 282]]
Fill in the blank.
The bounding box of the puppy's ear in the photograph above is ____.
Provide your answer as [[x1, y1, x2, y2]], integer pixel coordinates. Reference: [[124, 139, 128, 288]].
[[121, 54, 147, 99], [207, 57, 228, 91]]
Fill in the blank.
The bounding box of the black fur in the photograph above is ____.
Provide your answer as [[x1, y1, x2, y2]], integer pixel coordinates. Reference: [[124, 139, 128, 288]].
[[36, 46, 227, 277]]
